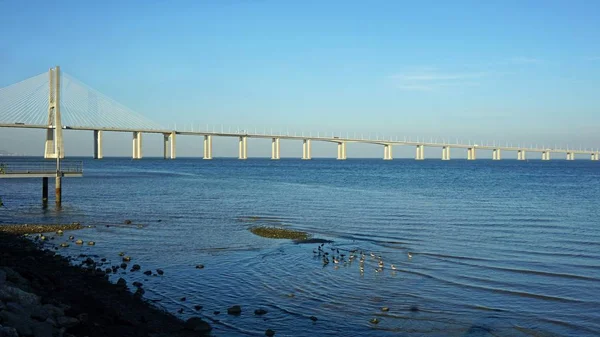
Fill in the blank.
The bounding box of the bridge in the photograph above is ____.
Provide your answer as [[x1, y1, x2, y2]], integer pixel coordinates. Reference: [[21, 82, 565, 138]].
[[0, 66, 598, 162]]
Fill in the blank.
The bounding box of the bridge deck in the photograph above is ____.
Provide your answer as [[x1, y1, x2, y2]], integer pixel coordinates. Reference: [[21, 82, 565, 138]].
[[0, 161, 83, 179]]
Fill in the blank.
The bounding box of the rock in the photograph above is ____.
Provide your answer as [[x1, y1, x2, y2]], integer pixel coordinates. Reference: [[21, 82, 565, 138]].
[[123, 256, 131, 262], [75, 239, 83, 245], [254, 309, 267, 315], [410, 305, 419, 312], [120, 263, 127, 269], [76, 313, 89, 324], [213, 311, 220, 315], [42, 304, 64, 318], [194, 305, 203, 311], [132, 281, 143, 288], [84, 257, 94, 265], [56, 230, 63, 235], [184, 317, 212, 333], [60, 243, 69, 248], [143, 270, 152, 276], [0, 326, 19, 337], [88, 241, 95, 246], [105, 268, 112, 274], [0, 311, 34, 336], [265, 329, 275, 336], [57, 316, 79, 328], [116, 278, 127, 288], [0, 286, 40, 306], [131, 264, 141, 271], [31, 321, 54, 337], [369, 318, 380, 324], [118, 252, 125, 256], [227, 305, 242, 315], [180, 297, 186, 301], [156, 269, 164, 275], [68, 235, 74, 240], [134, 288, 145, 298], [124, 220, 132, 224], [6, 302, 28, 316], [30, 306, 50, 321], [177, 308, 184, 314], [381, 307, 389, 312], [195, 264, 204, 269], [40, 235, 47, 241], [310, 316, 318, 322]]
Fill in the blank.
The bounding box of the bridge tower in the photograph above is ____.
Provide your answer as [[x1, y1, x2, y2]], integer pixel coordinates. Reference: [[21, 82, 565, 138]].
[[44, 66, 64, 159]]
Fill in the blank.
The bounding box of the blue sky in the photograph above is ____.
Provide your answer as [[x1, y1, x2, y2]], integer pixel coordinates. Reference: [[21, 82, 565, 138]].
[[1, 0, 599, 157]]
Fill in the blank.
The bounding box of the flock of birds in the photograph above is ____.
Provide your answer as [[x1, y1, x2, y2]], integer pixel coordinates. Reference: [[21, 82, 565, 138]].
[[313, 243, 412, 275]]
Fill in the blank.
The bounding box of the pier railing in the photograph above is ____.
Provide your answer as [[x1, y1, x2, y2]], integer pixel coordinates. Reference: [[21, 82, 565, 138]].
[[0, 160, 83, 177]]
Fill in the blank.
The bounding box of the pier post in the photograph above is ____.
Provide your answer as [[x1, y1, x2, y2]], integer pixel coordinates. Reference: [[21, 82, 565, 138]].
[[415, 145, 424, 160], [271, 138, 280, 160], [384, 144, 393, 160], [203, 135, 213, 159], [42, 177, 48, 207], [132, 132, 142, 159], [467, 148, 476, 160], [93, 130, 103, 159], [517, 150, 526, 161], [239, 136, 248, 159], [492, 149, 501, 160], [442, 146, 450, 160], [302, 139, 312, 160], [337, 142, 347, 160], [163, 134, 168, 159], [170, 132, 176, 159]]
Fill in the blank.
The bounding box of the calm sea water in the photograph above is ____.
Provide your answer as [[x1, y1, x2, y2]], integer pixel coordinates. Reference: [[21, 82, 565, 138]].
[[1, 157, 599, 336]]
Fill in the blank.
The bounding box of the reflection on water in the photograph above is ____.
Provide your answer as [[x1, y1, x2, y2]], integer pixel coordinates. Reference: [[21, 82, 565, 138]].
[[1, 158, 600, 336]]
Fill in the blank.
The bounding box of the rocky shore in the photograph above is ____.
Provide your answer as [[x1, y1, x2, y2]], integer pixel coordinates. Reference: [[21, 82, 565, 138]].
[[0, 230, 212, 337]]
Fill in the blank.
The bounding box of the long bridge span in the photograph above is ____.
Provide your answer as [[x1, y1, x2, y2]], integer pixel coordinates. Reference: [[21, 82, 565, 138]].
[[1, 66, 598, 162]]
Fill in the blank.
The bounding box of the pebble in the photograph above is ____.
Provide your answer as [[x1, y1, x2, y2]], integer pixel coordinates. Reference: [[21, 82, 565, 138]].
[[195, 264, 204, 269], [310, 316, 318, 322], [120, 263, 127, 269], [122, 256, 131, 262], [124, 220, 132, 224], [156, 269, 164, 275], [381, 307, 389, 312], [56, 230, 63, 235], [118, 252, 125, 256], [194, 305, 203, 311], [68, 235, 74, 240], [75, 240, 83, 245], [227, 305, 242, 315], [370, 318, 380, 324], [143, 270, 152, 276], [132, 281, 143, 288], [130, 264, 141, 271], [60, 243, 69, 248], [88, 241, 95, 246], [254, 309, 267, 315], [265, 329, 276, 336]]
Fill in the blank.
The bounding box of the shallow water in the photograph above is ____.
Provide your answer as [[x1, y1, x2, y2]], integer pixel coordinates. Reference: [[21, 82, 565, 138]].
[[1, 157, 599, 336]]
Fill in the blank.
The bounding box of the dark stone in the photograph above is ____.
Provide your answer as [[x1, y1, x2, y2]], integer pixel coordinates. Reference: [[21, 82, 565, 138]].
[[184, 317, 212, 333], [213, 311, 220, 315], [143, 270, 152, 276], [100, 258, 106, 262], [254, 309, 267, 315], [120, 263, 127, 269], [131, 264, 141, 271], [194, 305, 203, 311], [132, 281, 143, 288], [410, 305, 419, 312], [195, 264, 204, 269], [265, 329, 276, 336], [124, 220, 132, 224], [134, 288, 145, 298], [227, 305, 242, 315], [84, 257, 94, 265], [116, 278, 127, 288], [180, 297, 186, 301], [105, 268, 112, 274], [156, 269, 164, 275], [310, 316, 318, 322]]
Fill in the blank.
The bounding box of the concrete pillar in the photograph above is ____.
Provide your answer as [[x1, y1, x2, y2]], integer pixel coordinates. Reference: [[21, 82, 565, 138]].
[[163, 134, 168, 159], [591, 153, 596, 161], [467, 148, 476, 160], [137, 132, 142, 159], [93, 130, 103, 159], [542, 151, 550, 160], [239, 136, 248, 159], [170, 132, 176, 159], [302, 139, 312, 160], [492, 149, 501, 160], [442, 146, 450, 160], [271, 138, 280, 160], [517, 150, 526, 161], [132, 132, 139, 159], [44, 67, 64, 159], [55, 175, 61, 208], [566, 152, 574, 160], [42, 177, 48, 207], [337, 142, 347, 160], [384, 144, 393, 160], [415, 145, 424, 160], [203, 135, 213, 160]]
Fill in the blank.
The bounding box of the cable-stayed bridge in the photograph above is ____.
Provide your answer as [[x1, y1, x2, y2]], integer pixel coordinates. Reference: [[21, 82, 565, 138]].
[[0, 66, 598, 161]]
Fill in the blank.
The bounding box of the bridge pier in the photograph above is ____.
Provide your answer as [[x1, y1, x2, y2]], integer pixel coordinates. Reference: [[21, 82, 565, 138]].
[[170, 132, 176, 159], [271, 138, 280, 160], [415, 145, 424, 160], [442, 146, 450, 160], [594, 153, 599, 161], [542, 151, 550, 160], [567, 152, 574, 160], [467, 147, 476, 160], [132, 131, 142, 159], [302, 139, 312, 160], [337, 142, 347, 160], [492, 149, 501, 160], [384, 144, 393, 160], [203, 135, 213, 159], [93, 130, 103, 159], [238, 136, 248, 160], [517, 150, 526, 161], [42, 177, 48, 207]]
